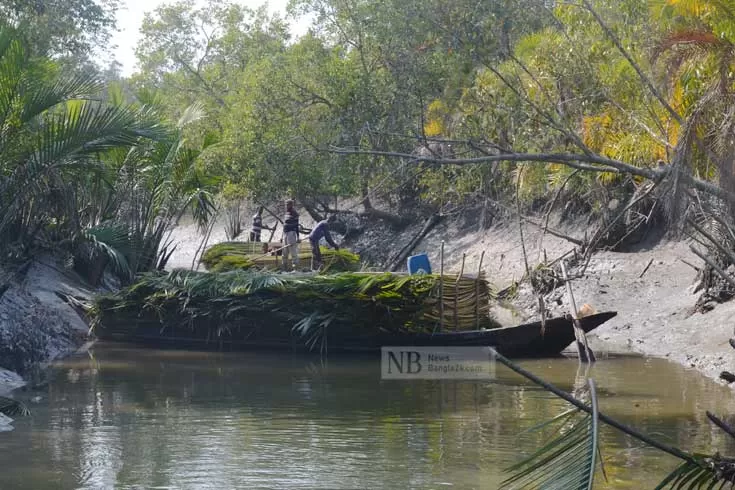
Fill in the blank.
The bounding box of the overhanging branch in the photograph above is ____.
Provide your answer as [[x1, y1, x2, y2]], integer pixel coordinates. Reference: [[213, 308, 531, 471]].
[[329, 147, 735, 204]]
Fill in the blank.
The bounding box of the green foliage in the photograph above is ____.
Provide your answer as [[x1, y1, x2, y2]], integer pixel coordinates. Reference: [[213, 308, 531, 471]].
[[200, 242, 263, 269], [0, 22, 220, 284], [209, 254, 255, 272], [654, 458, 735, 489], [501, 381, 599, 489], [495, 355, 735, 490], [0, 22, 167, 265], [0, 396, 30, 417], [200, 241, 361, 272], [121, 0, 735, 241], [0, 0, 119, 60], [91, 268, 496, 346]]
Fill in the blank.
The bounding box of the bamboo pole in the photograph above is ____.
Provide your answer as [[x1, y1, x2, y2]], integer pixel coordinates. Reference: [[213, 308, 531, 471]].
[[439, 241, 445, 332], [476, 251, 485, 329], [267, 222, 278, 243], [454, 253, 466, 330], [560, 260, 595, 363]]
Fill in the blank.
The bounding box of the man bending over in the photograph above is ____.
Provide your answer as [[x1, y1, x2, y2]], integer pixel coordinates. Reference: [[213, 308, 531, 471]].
[[309, 215, 339, 271]]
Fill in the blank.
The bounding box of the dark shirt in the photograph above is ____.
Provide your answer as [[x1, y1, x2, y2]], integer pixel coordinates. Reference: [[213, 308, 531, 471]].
[[283, 209, 299, 233], [252, 215, 262, 232], [309, 220, 337, 248]]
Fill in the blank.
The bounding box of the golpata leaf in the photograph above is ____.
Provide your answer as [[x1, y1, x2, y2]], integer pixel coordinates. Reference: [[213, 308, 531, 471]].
[[492, 351, 735, 490], [0, 396, 30, 417], [500, 379, 600, 490]]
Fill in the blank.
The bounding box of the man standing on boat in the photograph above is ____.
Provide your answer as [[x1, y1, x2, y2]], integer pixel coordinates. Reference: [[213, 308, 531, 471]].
[[249, 206, 274, 242], [282, 199, 302, 271], [309, 215, 339, 271]]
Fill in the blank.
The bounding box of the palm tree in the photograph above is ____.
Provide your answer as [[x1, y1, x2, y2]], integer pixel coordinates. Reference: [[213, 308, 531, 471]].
[[0, 21, 218, 284], [651, 0, 735, 194], [0, 22, 164, 264]]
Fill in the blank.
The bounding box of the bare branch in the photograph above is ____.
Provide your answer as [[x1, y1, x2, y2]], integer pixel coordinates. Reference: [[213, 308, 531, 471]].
[[331, 146, 651, 176], [690, 245, 735, 290], [329, 146, 735, 204]]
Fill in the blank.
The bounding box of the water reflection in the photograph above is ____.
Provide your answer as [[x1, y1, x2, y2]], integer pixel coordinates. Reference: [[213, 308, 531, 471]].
[[0, 344, 734, 489]]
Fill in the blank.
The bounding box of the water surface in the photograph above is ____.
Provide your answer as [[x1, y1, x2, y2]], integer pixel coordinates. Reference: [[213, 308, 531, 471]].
[[1, 344, 734, 489]]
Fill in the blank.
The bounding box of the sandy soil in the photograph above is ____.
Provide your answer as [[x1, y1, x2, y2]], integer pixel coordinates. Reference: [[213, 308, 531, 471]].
[[164, 206, 735, 383]]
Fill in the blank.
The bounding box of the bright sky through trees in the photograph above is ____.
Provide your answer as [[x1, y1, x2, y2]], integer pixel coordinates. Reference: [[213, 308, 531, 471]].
[[111, 0, 307, 75]]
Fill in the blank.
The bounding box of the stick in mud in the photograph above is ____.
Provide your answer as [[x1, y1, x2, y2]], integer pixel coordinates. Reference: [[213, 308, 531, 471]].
[[454, 253, 465, 329], [638, 258, 654, 278], [476, 251, 485, 329], [438, 241, 445, 332], [560, 260, 596, 363]]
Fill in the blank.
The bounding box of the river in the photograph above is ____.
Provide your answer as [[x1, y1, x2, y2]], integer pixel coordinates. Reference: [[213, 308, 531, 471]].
[[1, 344, 734, 489]]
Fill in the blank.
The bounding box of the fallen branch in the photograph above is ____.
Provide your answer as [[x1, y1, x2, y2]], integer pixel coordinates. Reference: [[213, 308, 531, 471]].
[[689, 245, 735, 290], [388, 213, 444, 271], [638, 258, 654, 278], [329, 147, 735, 205], [678, 258, 700, 272], [687, 217, 735, 267]]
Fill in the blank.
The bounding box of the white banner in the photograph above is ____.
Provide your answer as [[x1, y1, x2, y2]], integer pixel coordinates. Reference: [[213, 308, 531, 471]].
[[381, 346, 496, 380]]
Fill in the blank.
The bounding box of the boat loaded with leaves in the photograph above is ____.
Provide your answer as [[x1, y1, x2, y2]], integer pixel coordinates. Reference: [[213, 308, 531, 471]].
[[90, 269, 616, 356]]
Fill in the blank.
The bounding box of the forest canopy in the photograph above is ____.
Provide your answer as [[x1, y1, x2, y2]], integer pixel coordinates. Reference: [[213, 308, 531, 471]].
[[126, 0, 735, 224], [3, 0, 735, 280]]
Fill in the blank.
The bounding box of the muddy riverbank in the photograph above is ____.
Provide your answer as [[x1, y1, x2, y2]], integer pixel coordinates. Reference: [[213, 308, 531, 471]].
[[0, 258, 95, 396], [167, 208, 735, 383], [2, 207, 733, 397]]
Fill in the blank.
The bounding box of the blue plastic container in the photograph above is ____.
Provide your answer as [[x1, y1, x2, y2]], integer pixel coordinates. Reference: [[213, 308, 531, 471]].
[[407, 253, 432, 275]]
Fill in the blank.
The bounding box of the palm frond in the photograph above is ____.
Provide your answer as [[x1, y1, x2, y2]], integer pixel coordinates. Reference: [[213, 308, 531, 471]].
[[493, 351, 735, 490], [20, 75, 104, 126], [0, 396, 30, 417], [501, 379, 599, 490], [654, 456, 735, 489], [177, 101, 206, 128], [82, 223, 134, 281]]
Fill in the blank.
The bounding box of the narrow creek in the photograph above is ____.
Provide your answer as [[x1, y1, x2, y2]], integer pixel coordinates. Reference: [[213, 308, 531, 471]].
[[1, 343, 734, 489]]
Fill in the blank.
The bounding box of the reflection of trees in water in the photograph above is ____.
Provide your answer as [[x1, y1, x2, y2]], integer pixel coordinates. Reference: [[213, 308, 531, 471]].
[[15, 349, 735, 489]]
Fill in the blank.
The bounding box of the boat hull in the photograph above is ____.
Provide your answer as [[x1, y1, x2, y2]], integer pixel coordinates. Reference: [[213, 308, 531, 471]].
[[94, 312, 617, 359]]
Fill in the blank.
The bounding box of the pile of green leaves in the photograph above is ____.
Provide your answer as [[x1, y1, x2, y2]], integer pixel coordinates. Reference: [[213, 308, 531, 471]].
[[200, 241, 361, 272], [91, 269, 496, 348], [199, 242, 259, 271]]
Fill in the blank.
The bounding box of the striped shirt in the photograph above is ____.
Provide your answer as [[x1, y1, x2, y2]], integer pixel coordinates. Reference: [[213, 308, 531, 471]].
[[252, 214, 262, 232], [283, 209, 299, 233]]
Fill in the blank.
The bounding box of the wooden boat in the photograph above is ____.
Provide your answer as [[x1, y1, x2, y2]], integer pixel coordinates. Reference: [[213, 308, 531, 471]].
[[94, 311, 617, 358], [362, 311, 617, 357]]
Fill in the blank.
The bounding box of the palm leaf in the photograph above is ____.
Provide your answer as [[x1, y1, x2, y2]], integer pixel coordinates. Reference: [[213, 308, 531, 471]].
[[654, 459, 731, 489], [492, 351, 735, 490], [0, 396, 30, 417], [501, 379, 599, 490], [82, 224, 134, 281], [19, 75, 104, 126]]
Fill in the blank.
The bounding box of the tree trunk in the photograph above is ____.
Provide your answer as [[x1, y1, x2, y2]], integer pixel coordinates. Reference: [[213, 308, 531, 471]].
[[720, 154, 735, 220], [361, 181, 373, 212], [387, 213, 444, 271], [301, 200, 325, 223]]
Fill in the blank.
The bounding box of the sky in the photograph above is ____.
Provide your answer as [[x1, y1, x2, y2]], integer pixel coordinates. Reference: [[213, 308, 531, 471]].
[[109, 0, 306, 76]]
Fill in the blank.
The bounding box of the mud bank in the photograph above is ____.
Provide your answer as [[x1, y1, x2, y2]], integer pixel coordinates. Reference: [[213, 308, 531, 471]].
[[399, 216, 735, 382], [0, 258, 93, 391], [166, 207, 734, 383]]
